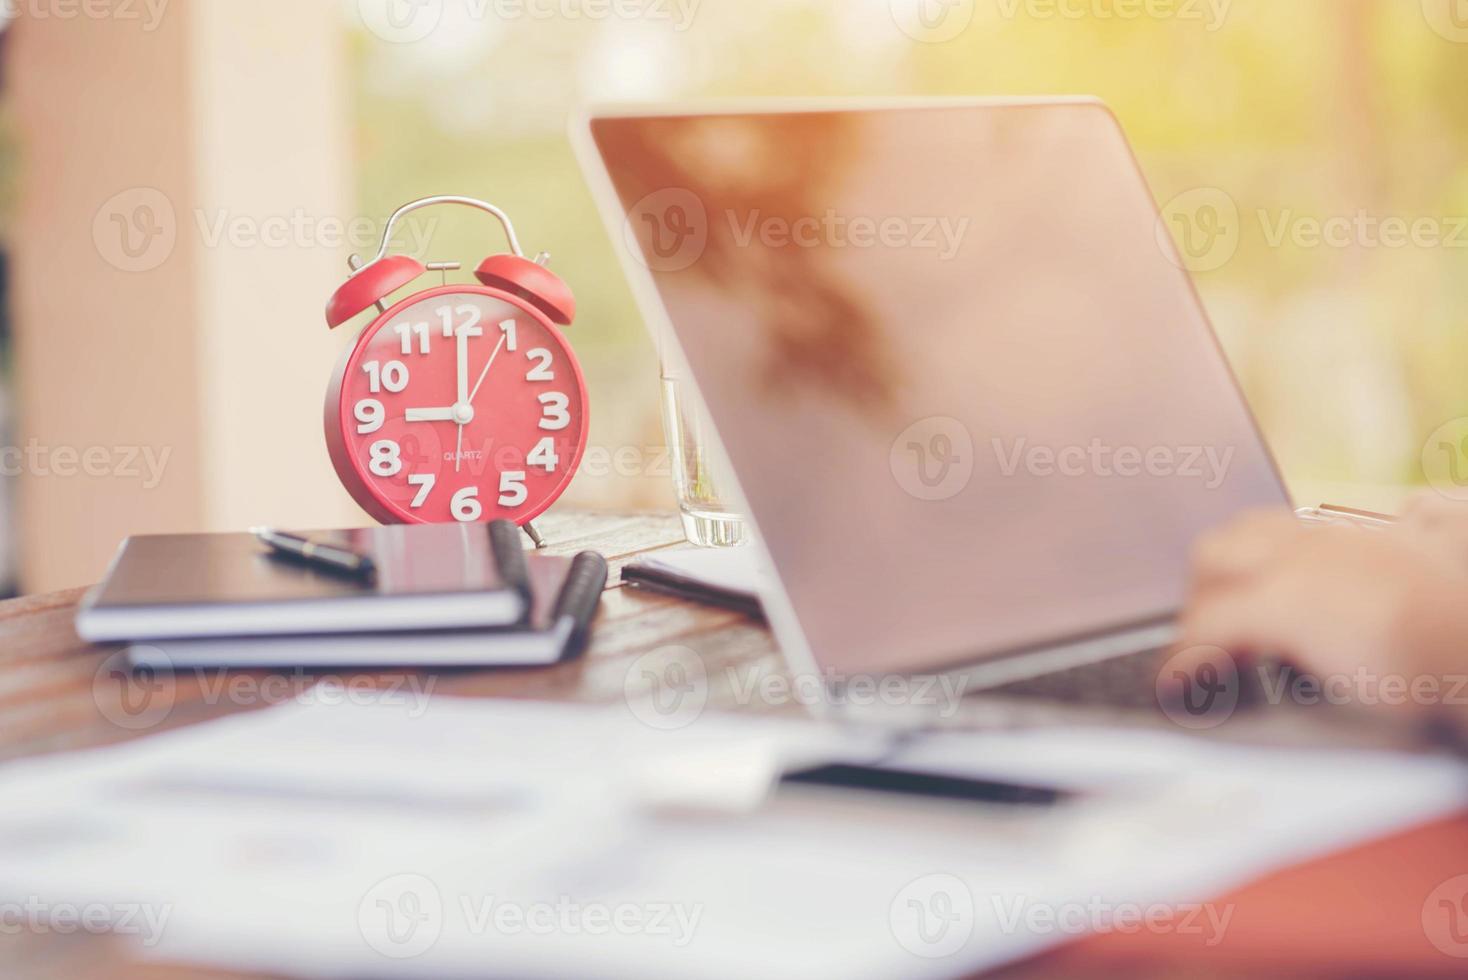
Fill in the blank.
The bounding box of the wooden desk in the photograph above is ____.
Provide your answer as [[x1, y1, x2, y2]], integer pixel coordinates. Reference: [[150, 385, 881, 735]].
[[1, 513, 1463, 978]]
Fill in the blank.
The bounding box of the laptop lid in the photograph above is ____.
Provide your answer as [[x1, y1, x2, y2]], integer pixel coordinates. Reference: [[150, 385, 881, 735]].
[[577, 99, 1289, 679]]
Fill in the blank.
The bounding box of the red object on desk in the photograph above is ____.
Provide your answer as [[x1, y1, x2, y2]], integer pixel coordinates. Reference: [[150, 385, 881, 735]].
[[321, 197, 589, 532], [1020, 813, 1468, 977]]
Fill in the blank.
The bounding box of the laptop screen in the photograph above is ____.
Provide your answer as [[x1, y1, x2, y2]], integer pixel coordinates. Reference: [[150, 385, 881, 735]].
[[588, 102, 1288, 676]]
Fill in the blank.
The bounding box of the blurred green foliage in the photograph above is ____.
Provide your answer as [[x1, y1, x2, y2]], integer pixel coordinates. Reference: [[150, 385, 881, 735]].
[[347, 0, 1468, 503]]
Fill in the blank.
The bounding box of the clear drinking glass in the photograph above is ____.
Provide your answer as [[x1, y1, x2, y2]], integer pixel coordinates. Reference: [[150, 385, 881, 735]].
[[659, 363, 746, 547]]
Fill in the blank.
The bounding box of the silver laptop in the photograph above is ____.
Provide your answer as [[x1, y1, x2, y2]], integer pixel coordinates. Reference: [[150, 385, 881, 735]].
[[574, 98, 1289, 710]]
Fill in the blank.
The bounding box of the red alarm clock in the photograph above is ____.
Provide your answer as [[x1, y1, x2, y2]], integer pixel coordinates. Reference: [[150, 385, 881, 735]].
[[324, 196, 587, 547]]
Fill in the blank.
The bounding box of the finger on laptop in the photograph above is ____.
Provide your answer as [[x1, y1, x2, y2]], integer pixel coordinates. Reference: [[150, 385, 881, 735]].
[[1171, 586, 1291, 667], [1400, 490, 1458, 522], [1398, 492, 1468, 566], [1189, 509, 1303, 589]]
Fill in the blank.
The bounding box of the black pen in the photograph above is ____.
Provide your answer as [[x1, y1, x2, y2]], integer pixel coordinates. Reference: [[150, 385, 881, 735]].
[[782, 763, 1074, 807], [252, 528, 377, 582]]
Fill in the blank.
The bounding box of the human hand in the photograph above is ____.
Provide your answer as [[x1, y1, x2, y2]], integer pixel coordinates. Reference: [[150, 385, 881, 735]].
[[1398, 492, 1468, 570], [1168, 509, 1468, 723]]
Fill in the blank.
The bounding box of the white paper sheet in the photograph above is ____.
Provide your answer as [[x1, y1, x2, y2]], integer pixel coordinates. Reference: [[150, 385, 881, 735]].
[[0, 693, 1461, 980]]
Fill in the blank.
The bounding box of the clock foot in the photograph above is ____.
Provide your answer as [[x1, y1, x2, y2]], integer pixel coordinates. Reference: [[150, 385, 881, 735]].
[[523, 521, 546, 549]]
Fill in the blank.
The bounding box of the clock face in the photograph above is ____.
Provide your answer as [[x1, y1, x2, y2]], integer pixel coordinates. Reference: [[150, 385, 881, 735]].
[[327, 285, 588, 526]]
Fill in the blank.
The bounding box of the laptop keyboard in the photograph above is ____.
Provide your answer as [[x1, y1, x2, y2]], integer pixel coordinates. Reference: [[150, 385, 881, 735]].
[[986, 647, 1290, 713]]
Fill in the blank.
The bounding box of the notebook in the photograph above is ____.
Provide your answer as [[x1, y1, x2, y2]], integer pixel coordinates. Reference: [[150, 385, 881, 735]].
[[124, 551, 609, 669], [76, 522, 531, 642]]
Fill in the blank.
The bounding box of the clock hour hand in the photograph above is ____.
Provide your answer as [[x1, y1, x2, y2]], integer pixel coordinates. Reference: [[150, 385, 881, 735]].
[[405, 407, 456, 422]]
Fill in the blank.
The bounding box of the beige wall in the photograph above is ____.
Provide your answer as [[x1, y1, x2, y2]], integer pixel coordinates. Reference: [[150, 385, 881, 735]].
[[8, 0, 360, 592]]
